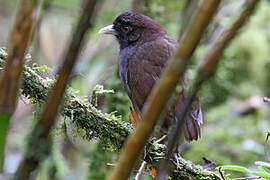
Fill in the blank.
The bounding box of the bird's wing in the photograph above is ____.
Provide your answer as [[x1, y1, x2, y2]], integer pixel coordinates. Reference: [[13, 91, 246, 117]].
[[125, 35, 203, 141], [127, 35, 178, 111]]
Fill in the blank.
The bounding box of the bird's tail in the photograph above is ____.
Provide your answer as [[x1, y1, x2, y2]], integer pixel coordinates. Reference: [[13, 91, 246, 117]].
[[182, 111, 202, 141], [173, 88, 203, 142]]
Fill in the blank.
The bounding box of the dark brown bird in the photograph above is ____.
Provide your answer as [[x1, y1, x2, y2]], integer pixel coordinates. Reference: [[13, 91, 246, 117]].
[[99, 11, 202, 141]]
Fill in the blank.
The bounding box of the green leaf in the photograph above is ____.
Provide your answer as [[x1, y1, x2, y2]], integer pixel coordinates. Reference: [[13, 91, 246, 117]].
[[258, 166, 270, 173], [249, 170, 270, 178], [219, 164, 270, 179], [255, 161, 270, 168], [219, 165, 251, 173]]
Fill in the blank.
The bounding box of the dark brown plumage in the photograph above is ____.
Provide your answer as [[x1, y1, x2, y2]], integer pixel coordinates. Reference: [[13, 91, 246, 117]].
[[99, 11, 203, 141]]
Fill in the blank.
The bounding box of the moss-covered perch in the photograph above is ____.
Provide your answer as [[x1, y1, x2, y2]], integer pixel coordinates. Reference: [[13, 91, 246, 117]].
[[0, 48, 221, 180]]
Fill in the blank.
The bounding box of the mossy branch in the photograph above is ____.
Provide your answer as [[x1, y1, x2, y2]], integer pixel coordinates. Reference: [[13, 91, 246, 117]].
[[0, 50, 132, 151], [0, 49, 220, 180], [109, 1, 221, 179], [15, 0, 103, 179], [158, 0, 260, 178]]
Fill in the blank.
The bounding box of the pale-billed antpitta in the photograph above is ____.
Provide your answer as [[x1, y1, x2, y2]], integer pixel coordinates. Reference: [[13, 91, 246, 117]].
[[99, 11, 203, 141]]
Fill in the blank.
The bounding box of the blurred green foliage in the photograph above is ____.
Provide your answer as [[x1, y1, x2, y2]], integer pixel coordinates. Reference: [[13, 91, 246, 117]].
[[68, 0, 270, 179], [201, 2, 270, 107], [183, 2, 270, 178], [87, 142, 116, 180], [220, 161, 270, 179], [0, 0, 269, 179]]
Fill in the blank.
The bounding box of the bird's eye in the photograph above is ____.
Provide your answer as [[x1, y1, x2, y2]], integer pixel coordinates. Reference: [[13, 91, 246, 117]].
[[123, 26, 130, 33]]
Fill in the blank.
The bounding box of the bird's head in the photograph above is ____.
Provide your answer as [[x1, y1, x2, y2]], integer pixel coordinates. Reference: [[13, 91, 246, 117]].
[[99, 11, 166, 49]]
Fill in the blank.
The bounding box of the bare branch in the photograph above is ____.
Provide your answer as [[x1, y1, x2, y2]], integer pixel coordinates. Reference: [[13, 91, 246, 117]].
[[107, 1, 221, 180], [158, 0, 260, 178], [263, 97, 270, 103], [0, 0, 37, 113], [0, 0, 38, 172], [15, 0, 101, 179], [0, 49, 221, 180]]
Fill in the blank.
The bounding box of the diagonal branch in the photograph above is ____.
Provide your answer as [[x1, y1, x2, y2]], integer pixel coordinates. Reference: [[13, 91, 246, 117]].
[[0, 0, 38, 172], [107, 1, 221, 180], [0, 0, 37, 114], [15, 0, 100, 179], [264, 97, 270, 103], [158, 0, 260, 179], [0, 50, 220, 180]]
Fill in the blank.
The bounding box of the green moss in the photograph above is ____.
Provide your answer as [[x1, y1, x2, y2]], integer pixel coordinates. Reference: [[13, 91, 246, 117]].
[[0, 48, 225, 179], [32, 64, 49, 73], [91, 84, 114, 107]]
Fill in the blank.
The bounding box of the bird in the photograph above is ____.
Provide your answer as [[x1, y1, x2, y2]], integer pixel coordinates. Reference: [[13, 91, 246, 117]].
[[99, 11, 203, 141]]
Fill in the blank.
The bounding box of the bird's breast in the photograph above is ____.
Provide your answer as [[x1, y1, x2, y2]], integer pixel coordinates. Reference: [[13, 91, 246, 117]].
[[118, 46, 137, 94], [118, 45, 142, 113]]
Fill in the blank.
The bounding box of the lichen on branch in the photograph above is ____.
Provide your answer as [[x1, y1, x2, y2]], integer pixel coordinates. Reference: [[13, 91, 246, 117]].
[[0, 48, 220, 180]]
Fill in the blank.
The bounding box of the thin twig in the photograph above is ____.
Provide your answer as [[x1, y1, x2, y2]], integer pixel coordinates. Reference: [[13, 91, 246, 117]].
[[37, 0, 100, 137], [156, 135, 167, 143], [134, 161, 147, 180], [30, 0, 53, 60], [0, 0, 37, 113], [231, 177, 261, 180], [0, 0, 38, 172], [30, 0, 53, 42], [107, 163, 116, 167], [218, 167, 226, 180], [14, 0, 100, 179], [108, 162, 149, 177], [263, 97, 270, 103], [0, 49, 221, 180], [158, 0, 260, 179], [107, 1, 221, 180]]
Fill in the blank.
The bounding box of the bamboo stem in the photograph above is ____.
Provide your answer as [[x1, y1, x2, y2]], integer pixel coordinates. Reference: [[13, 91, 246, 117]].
[[157, 0, 260, 179], [15, 0, 100, 179], [0, 0, 38, 172], [107, 1, 221, 179], [0, 49, 221, 180]]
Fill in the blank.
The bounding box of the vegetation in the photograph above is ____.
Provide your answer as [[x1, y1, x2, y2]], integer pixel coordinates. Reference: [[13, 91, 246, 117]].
[[0, 0, 269, 179]]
